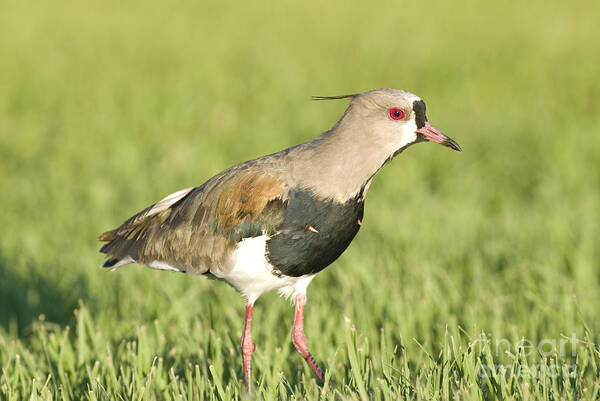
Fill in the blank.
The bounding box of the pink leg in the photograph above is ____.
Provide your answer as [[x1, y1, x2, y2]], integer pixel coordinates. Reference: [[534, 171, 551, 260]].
[[240, 303, 256, 392], [291, 295, 325, 383]]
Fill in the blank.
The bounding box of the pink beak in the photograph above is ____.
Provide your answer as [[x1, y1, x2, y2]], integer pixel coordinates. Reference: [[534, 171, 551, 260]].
[[416, 122, 462, 151]]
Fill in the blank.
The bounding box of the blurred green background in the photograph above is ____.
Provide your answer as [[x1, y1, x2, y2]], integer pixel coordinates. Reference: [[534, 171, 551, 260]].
[[1, 0, 599, 399]]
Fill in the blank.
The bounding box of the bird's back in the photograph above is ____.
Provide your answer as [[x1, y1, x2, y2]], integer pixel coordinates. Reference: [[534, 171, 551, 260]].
[[98, 152, 292, 275]]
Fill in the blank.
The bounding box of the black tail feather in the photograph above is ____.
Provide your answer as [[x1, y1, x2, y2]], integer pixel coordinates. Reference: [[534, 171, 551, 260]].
[[102, 258, 119, 268]]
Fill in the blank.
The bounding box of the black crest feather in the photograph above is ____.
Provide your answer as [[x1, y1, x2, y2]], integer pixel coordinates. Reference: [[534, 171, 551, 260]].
[[311, 93, 359, 101]]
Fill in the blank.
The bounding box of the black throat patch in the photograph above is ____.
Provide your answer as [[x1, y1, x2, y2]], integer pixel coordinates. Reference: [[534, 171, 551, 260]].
[[412, 100, 427, 129]]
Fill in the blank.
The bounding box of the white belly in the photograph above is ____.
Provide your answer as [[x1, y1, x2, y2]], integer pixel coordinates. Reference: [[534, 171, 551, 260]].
[[213, 236, 315, 304]]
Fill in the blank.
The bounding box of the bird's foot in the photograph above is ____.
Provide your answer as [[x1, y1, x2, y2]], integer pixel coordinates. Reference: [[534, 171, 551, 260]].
[[292, 328, 325, 383], [292, 295, 325, 384], [241, 337, 255, 392]]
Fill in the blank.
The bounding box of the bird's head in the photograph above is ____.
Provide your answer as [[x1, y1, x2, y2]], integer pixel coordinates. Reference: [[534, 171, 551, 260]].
[[316, 88, 461, 159]]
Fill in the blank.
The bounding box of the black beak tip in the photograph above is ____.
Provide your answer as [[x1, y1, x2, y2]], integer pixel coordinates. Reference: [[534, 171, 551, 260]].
[[444, 138, 462, 152]]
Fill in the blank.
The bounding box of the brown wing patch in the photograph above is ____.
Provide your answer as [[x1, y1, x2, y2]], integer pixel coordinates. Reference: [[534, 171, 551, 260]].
[[97, 230, 117, 242], [98, 169, 287, 274], [216, 172, 284, 229]]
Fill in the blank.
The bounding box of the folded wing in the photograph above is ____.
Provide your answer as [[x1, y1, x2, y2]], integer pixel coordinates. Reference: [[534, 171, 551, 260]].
[[98, 169, 287, 275]]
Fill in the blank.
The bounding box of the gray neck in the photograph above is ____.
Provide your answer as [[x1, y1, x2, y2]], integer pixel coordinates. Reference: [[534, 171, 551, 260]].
[[288, 112, 395, 203]]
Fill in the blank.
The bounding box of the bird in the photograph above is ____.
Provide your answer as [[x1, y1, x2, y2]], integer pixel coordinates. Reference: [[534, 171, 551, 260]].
[[97, 88, 461, 391]]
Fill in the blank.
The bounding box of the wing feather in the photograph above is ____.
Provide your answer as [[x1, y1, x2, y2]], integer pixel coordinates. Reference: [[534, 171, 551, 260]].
[[98, 169, 287, 274]]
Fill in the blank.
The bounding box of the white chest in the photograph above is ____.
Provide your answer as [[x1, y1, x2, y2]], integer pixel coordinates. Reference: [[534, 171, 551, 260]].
[[213, 236, 315, 304]]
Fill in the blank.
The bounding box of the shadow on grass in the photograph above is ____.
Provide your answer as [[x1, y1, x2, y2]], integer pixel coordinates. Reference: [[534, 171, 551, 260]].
[[0, 253, 84, 334]]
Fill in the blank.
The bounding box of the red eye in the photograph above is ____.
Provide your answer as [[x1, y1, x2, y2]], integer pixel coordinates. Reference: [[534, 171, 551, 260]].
[[388, 108, 406, 120]]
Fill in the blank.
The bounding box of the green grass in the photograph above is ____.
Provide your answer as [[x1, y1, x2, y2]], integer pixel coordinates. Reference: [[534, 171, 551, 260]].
[[1, 0, 600, 399]]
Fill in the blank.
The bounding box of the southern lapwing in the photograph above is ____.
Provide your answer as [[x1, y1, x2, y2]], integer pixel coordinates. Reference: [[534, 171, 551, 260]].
[[98, 88, 461, 391]]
